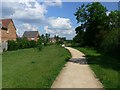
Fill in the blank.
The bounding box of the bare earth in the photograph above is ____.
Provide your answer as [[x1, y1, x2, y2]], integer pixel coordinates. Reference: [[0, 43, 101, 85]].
[[51, 47, 103, 88]]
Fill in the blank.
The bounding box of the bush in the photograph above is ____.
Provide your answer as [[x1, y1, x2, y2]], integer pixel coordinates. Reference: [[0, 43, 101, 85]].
[[8, 40, 18, 51], [29, 40, 37, 48], [36, 38, 43, 51], [8, 38, 40, 51], [101, 29, 119, 53]]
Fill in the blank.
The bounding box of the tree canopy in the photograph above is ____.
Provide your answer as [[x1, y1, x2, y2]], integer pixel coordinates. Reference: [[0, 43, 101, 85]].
[[74, 2, 120, 53]]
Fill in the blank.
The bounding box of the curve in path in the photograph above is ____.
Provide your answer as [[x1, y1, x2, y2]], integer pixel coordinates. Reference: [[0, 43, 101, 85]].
[[51, 47, 103, 88]]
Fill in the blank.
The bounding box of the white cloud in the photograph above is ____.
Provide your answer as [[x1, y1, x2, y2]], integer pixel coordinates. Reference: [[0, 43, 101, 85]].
[[2, 0, 75, 39], [44, 0, 62, 7], [2, 0, 47, 20], [48, 17, 72, 29], [44, 17, 75, 39], [17, 23, 40, 37]]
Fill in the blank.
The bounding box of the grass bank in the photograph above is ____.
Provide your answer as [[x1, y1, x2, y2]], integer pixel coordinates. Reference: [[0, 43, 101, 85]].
[[2, 45, 71, 88], [74, 47, 119, 89]]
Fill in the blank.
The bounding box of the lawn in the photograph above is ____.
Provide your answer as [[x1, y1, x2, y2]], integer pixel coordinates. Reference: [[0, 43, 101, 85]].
[[74, 47, 119, 89], [2, 45, 71, 88]]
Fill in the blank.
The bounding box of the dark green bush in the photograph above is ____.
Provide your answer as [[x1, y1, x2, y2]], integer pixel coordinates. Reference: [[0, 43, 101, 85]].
[[101, 29, 119, 53], [8, 40, 18, 51], [8, 38, 41, 51], [37, 38, 43, 51]]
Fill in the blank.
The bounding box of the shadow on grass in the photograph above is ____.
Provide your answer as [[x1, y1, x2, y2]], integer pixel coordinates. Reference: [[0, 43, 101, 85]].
[[85, 54, 120, 89], [85, 54, 119, 72]]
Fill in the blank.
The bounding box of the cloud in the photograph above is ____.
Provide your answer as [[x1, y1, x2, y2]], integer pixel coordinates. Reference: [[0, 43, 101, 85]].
[[1, 0, 75, 39], [48, 17, 72, 29], [43, 0, 62, 7], [2, 0, 47, 20], [44, 17, 75, 39], [17, 23, 40, 37]]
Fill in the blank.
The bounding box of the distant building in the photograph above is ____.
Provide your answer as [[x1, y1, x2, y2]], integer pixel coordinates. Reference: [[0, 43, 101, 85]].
[[23, 31, 40, 41], [0, 19, 17, 51], [49, 37, 66, 43], [49, 37, 57, 43]]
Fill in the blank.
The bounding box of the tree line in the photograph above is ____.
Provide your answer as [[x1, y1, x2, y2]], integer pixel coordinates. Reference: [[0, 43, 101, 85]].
[[73, 2, 120, 53]]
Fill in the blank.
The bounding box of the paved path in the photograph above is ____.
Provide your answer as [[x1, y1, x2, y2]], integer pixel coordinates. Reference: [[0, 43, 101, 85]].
[[51, 47, 103, 88]]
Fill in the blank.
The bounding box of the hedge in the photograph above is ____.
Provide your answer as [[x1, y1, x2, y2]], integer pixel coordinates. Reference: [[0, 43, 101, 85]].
[[8, 38, 42, 51]]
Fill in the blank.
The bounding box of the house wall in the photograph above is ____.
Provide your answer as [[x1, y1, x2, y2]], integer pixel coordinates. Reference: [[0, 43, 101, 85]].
[[27, 34, 39, 41], [0, 21, 17, 52], [1, 21, 17, 42]]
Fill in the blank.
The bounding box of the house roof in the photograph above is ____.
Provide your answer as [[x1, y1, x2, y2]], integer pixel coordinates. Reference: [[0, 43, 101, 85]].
[[0, 19, 12, 29], [23, 31, 40, 38]]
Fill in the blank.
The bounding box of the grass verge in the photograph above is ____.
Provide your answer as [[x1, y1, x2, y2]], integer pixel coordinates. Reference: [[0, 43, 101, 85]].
[[2, 45, 71, 88], [74, 47, 119, 89]]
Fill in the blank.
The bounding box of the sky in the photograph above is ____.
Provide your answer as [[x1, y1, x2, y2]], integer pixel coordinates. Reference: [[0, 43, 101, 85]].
[[0, 0, 119, 40]]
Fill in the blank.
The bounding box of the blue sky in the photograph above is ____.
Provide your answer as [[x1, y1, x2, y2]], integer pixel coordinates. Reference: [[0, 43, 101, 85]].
[[1, 0, 119, 40], [46, 2, 118, 27]]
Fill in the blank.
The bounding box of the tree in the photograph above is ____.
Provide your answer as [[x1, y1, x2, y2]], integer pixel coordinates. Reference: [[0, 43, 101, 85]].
[[101, 10, 120, 53], [73, 26, 84, 45], [37, 37, 43, 51], [45, 33, 50, 45], [74, 2, 108, 47]]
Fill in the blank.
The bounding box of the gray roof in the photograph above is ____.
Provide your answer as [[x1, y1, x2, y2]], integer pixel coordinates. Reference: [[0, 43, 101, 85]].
[[23, 31, 39, 38]]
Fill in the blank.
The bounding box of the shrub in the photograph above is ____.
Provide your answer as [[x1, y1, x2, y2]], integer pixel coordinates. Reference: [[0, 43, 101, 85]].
[[8, 38, 39, 51], [36, 38, 43, 51], [8, 40, 18, 51], [101, 29, 119, 53], [29, 40, 37, 48]]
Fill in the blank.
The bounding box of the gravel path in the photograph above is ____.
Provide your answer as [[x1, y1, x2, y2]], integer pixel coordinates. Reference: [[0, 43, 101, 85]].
[[51, 47, 103, 88]]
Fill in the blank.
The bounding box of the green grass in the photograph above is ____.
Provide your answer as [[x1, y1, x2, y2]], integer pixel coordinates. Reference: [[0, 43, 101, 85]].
[[74, 47, 119, 89], [2, 45, 71, 88]]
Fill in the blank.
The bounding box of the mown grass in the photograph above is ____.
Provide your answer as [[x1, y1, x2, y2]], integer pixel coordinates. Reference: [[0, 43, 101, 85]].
[[74, 47, 119, 89], [2, 45, 71, 88]]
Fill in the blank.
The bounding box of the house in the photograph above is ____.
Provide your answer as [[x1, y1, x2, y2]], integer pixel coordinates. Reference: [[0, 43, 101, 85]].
[[49, 37, 66, 43], [0, 19, 17, 51], [23, 31, 40, 41], [49, 37, 57, 43]]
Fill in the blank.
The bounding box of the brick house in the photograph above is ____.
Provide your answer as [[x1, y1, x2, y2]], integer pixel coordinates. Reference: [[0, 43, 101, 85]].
[[0, 19, 17, 51], [49, 37, 66, 43], [49, 37, 57, 43], [23, 31, 40, 41]]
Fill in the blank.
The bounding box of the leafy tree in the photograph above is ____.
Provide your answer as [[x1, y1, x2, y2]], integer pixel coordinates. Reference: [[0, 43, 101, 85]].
[[73, 26, 84, 46], [101, 29, 119, 53], [74, 2, 108, 47], [108, 10, 120, 29], [37, 37, 43, 51], [45, 33, 50, 45]]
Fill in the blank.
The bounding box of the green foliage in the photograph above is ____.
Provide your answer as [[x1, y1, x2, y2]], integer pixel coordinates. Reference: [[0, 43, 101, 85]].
[[73, 26, 85, 46], [74, 2, 108, 47], [29, 40, 37, 48], [17, 38, 30, 49], [8, 38, 38, 51], [74, 2, 120, 53], [36, 37, 43, 51], [8, 40, 18, 51], [40, 33, 50, 46], [101, 29, 119, 53]]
